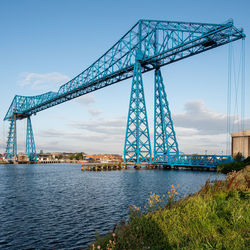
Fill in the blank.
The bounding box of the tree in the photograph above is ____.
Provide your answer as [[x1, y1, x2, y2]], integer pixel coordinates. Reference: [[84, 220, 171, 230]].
[[234, 152, 243, 162]]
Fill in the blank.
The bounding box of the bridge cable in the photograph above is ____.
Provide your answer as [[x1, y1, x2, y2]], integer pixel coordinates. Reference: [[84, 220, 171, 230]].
[[241, 38, 245, 157], [227, 39, 246, 157], [226, 43, 232, 155], [231, 44, 241, 133]]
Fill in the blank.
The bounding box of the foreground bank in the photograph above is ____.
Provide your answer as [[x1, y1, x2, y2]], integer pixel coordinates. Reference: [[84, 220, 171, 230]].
[[91, 166, 249, 249]]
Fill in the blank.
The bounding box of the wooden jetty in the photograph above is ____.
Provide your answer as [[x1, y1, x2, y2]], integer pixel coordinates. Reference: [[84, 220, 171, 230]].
[[81, 163, 127, 171], [81, 163, 217, 172]]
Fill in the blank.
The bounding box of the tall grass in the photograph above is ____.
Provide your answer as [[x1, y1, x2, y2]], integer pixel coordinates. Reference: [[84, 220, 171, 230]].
[[91, 167, 250, 249]]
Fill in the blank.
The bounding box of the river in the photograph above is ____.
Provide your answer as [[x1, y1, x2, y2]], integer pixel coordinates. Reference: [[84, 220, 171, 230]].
[[0, 164, 224, 249]]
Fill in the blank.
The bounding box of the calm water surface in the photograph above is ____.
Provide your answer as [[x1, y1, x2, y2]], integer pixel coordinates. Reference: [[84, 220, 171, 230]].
[[0, 164, 224, 249]]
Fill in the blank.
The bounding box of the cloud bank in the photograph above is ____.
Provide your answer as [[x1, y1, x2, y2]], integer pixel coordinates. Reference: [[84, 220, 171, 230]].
[[19, 72, 70, 91], [7, 98, 248, 155], [75, 94, 102, 116]]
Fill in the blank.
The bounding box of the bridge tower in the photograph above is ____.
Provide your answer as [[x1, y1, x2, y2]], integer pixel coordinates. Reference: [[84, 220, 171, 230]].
[[26, 116, 37, 162], [124, 60, 152, 164], [154, 68, 179, 161], [5, 115, 37, 162], [3, 20, 244, 167], [5, 114, 17, 161]]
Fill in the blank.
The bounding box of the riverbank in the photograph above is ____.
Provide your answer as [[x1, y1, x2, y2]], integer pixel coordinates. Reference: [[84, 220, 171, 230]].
[[91, 166, 249, 249], [218, 156, 250, 174]]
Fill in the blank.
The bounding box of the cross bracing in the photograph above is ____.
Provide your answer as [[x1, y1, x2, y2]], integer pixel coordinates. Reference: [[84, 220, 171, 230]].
[[4, 19, 244, 121], [3, 19, 245, 165], [26, 116, 37, 162], [124, 60, 152, 163], [154, 68, 179, 161]]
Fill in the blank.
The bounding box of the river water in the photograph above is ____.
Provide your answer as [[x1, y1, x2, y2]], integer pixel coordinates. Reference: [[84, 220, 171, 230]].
[[0, 164, 224, 249]]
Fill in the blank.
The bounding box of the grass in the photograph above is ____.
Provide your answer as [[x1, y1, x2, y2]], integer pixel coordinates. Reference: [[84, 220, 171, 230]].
[[90, 166, 250, 249]]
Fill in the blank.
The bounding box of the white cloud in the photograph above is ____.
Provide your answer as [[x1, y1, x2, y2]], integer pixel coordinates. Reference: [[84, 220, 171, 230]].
[[75, 94, 103, 116], [18, 72, 70, 91], [173, 100, 240, 135], [171, 100, 250, 154], [36, 119, 126, 154], [88, 108, 102, 116], [71, 117, 126, 136], [76, 95, 96, 106], [0, 137, 5, 153]]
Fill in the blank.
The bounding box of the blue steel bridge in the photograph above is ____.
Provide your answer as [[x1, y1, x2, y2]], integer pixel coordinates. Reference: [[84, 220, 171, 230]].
[[4, 19, 245, 167]]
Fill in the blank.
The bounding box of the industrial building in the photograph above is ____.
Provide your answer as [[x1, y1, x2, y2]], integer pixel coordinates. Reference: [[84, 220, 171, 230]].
[[231, 131, 250, 158]]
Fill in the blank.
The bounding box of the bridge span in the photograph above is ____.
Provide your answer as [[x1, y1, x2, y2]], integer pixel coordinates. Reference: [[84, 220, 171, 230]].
[[4, 19, 245, 167]]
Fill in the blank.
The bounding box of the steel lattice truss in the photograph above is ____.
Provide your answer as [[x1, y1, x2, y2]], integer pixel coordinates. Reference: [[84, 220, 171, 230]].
[[4, 19, 245, 166], [5, 114, 17, 159], [154, 68, 179, 161], [26, 116, 37, 161], [124, 61, 152, 163], [4, 19, 245, 121]]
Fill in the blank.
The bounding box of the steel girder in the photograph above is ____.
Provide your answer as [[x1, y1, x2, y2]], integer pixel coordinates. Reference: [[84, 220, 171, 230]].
[[124, 60, 152, 163], [4, 19, 245, 121], [154, 68, 179, 161], [5, 114, 17, 160], [26, 116, 37, 162], [153, 154, 233, 168]]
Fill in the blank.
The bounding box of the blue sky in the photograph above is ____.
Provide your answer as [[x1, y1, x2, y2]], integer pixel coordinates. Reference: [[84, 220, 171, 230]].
[[0, 0, 249, 155]]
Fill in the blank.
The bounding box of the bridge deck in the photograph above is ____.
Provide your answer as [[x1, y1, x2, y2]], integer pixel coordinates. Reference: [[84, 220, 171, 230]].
[[153, 154, 233, 168]]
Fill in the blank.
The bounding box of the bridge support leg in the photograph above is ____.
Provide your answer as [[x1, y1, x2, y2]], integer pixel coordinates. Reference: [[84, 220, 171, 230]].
[[154, 68, 179, 162], [26, 116, 37, 162], [124, 60, 152, 164], [5, 114, 17, 161]]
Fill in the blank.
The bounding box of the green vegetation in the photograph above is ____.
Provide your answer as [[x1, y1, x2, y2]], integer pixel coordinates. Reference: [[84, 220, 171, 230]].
[[219, 153, 250, 174], [55, 154, 64, 160], [91, 167, 250, 249], [69, 152, 85, 160]]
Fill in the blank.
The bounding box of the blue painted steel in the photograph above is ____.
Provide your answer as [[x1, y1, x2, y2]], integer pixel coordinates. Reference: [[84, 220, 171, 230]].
[[5, 114, 17, 160], [3, 19, 245, 166], [153, 154, 234, 168], [124, 60, 152, 163], [154, 68, 179, 160], [26, 116, 37, 162], [4, 20, 245, 121]]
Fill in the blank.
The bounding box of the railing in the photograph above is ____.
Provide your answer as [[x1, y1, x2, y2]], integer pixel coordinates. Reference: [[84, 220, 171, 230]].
[[153, 154, 234, 167]]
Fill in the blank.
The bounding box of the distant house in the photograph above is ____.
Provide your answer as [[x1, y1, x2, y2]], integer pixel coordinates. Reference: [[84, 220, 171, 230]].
[[84, 154, 122, 163], [17, 153, 29, 162], [37, 153, 52, 162], [0, 154, 4, 161]]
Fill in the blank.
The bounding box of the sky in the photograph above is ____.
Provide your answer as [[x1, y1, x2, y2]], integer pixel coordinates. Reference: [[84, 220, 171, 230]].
[[0, 0, 249, 156]]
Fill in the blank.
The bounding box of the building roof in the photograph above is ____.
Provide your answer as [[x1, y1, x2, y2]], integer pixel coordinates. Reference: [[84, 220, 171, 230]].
[[231, 130, 250, 137]]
